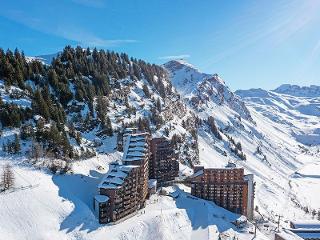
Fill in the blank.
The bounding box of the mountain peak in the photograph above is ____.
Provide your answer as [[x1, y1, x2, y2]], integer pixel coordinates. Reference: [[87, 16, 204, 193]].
[[164, 61, 253, 121], [273, 84, 320, 97], [164, 59, 197, 71]]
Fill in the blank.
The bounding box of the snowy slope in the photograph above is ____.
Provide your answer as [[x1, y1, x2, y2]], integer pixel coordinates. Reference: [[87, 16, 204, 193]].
[[0, 56, 264, 239], [236, 87, 320, 145], [0, 156, 269, 240], [165, 60, 320, 228]]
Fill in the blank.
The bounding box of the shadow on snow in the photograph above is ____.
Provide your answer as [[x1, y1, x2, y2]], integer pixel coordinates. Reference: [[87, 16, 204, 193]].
[[52, 170, 104, 233], [172, 185, 241, 233]]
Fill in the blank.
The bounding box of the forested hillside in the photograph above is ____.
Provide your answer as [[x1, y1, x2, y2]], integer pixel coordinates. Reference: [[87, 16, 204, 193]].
[[0, 46, 198, 171]]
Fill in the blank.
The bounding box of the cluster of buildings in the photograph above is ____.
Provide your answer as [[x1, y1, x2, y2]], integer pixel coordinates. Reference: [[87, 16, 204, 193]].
[[93, 128, 255, 224], [275, 220, 320, 240], [188, 165, 255, 220], [93, 129, 179, 223]]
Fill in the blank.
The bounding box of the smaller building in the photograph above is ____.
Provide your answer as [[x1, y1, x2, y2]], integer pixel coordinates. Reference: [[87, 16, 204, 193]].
[[275, 230, 304, 240], [290, 229, 320, 240], [188, 166, 255, 220], [276, 220, 320, 240], [290, 220, 320, 230]]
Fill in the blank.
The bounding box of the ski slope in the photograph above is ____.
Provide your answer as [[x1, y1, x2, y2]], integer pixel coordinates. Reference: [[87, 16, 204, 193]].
[[0, 156, 269, 240]]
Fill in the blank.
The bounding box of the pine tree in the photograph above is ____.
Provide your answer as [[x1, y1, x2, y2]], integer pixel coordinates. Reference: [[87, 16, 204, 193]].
[[105, 115, 113, 136], [142, 83, 150, 98], [30, 140, 43, 163], [156, 98, 162, 112], [1, 163, 14, 191], [208, 116, 222, 140], [96, 96, 108, 127], [236, 142, 242, 151], [33, 89, 50, 120], [13, 134, 21, 154]]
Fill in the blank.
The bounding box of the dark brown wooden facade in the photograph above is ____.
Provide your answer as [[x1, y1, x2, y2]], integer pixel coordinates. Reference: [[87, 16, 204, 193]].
[[149, 137, 179, 184], [122, 132, 150, 206], [189, 167, 254, 219], [94, 132, 151, 224]]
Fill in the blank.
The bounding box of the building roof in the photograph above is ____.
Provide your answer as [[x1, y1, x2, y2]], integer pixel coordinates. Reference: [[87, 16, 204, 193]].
[[123, 157, 145, 162], [94, 194, 109, 203], [189, 169, 204, 178], [98, 164, 138, 189], [294, 231, 320, 239], [276, 230, 304, 240], [290, 220, 320, 229], [123, 132, 149, 161], [126, 151, 145, 157]]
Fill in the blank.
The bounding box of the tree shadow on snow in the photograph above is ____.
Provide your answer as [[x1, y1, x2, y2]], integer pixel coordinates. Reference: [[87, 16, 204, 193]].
[[52, 170, 104, 234], [172, 185, 240, 233]]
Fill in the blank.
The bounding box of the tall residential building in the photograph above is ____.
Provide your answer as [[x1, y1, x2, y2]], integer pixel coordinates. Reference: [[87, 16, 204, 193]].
[[94, 163, 140, 223], [149, 137, 179, 184], [123, 132, 150, 206], [189, 166, 255, 220], [93, 132, 150, 223], [117, 127, 138, 151]]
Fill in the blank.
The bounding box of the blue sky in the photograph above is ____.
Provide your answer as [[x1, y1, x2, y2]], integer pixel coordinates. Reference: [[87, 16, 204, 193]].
[[1, 0, 320, 90]]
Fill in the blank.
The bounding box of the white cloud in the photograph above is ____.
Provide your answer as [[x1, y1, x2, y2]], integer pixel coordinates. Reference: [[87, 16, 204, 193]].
[[56, 26, 137, 47], [1, 10, 136, 48], [158, 54, 190, 60]]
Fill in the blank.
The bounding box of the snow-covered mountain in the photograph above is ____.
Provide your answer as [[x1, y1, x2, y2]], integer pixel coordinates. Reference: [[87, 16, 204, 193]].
[[164, 60, 253, 122], [1, 51, 320, 240], [236, 87, 320, 145], [165, 60, 320, 232], [26, 52, 59, 65], [274, 84, 320, 97]]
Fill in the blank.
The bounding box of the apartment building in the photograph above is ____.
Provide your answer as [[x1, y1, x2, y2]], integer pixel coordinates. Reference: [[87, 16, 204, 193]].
[[94, 163, 140, 223], [94, 131, 151, 223], [149, 137, 179, 184], [189, 166, 255, 220], [123, 132, 150, 206]]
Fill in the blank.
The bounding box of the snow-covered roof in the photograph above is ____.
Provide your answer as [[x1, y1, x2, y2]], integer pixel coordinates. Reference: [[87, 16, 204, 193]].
[[128, 146, 147, 152], [189, 169, 204, 178], [291, 220, 320, 229], [98, 164, 138, 189], [126, 151, 145, 157], [123, 132, 149, 161], [276, 230, 304, 240], [295, 231, 320, 239], [94, 195, 109, 203], [128, 141, 148, 147], [123, 157, 145, 162]]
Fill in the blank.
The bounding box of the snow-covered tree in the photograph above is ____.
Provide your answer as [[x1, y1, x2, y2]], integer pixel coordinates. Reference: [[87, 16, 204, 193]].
[[1, 163, 15, 191]]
